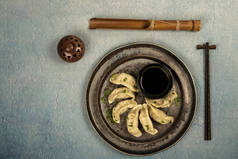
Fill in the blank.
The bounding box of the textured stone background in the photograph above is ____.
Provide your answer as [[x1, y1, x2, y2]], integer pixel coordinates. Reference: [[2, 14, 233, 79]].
[[0, 0, 238, 159]]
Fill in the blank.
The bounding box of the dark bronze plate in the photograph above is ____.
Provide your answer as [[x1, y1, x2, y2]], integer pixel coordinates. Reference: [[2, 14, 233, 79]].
[[86, 43, 197, 155]]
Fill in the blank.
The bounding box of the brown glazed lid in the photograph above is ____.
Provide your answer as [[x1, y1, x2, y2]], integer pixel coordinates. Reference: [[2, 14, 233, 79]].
[[57, 35, 85, 62]]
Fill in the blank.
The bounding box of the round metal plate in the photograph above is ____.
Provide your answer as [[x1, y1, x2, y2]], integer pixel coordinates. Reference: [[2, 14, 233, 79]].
[[86, 43, 196, 155]]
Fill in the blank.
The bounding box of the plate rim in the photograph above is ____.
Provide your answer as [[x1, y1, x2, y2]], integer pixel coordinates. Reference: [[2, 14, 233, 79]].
[[85, 42, 197, 156]]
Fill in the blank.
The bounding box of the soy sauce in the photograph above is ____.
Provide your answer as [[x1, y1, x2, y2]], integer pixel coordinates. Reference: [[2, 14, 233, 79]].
[[141, 67, 169, 95]]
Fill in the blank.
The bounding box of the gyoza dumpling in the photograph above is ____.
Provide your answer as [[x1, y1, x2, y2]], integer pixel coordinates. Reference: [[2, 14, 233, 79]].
[[139, 104, 158, 135], [145, 90, 178, 108], [110, 73, 138, 92], [108, 87, 135, 104], [112, 99, 137, 123], [148, 105, 174, 124], [127, 104, 142, 137]]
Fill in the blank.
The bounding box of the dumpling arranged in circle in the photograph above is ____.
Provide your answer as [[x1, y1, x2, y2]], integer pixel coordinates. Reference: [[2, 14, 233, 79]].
[[145, 90, 177, 108], [139, 104, 158, 135], [108, 87, 135, 104], [110, 73, 138, 92], [126, 104, 143, 137], [112, 99, 137, 123], [148, 105, 174, 124]]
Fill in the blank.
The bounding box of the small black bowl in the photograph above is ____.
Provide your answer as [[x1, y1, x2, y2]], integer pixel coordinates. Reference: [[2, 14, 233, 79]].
[[137, 64, 173, 99]]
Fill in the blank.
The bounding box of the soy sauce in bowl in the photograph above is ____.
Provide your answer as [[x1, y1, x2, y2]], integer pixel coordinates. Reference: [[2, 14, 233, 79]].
[[138, 64, 173, 99]]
